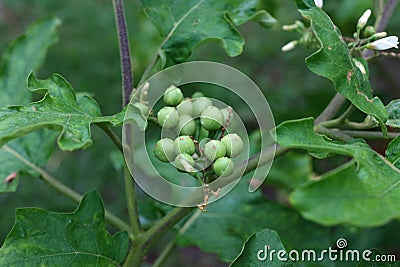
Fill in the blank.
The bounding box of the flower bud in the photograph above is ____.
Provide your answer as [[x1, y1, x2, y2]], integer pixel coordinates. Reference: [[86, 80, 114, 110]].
[[281, 41, 298, 52], [357, 9, 371, 30]]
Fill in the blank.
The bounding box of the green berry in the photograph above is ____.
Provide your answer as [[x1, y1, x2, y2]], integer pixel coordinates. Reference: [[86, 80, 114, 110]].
[[176, 99, 193, 115], [213, 157, 235, 176], [198, 126, 209, 140], [157, 107, 179, 128], [204, 140, 226, 161], [200, 106, 224, 131], [174, 153, 195, 172], [192, 97, 212, 117], [364, 25, 376, 38], [177, 115, 196, 136], [133, 103, 149, 116], [174, 135, 195, 155], [163, 85, 183, 106], [221, 133, 243, 158], [154, 138, 176, 163], [192, 92, 204, 98]]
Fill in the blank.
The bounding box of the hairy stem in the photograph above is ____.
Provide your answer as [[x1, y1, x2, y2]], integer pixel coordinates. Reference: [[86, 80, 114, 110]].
[[3, 144, 131, 234], [113, 0, 133, 106]]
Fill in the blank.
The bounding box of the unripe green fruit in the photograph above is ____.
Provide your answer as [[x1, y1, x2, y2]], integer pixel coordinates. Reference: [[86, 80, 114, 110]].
[[221, 133, 243, 158], [192, 97, 212, 117], [176, 99, 193, 115], [200, 106, 224, 131], [174, 135, 195, 155], [204, 140, 226, 161], [213, 157, 235, 176], [364, 25, 376, 38], [192, 92, 204, 98], [157, 107, 179, 128], [133, 103, 149, 116], [154, 138, 176, 163], [174, 153, 195, 172], [163, 85, 183, 106], [198, 126, 209, 140], [177, 115, 196, 136]]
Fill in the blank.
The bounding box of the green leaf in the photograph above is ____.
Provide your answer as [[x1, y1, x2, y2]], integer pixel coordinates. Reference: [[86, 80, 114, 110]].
[[0, 131, 56, 193], [386, 136, 400, 169], [274, 117, 400, 226], [0, 190, 128, 266], [294, 0, 388, 133], [231, 229, 295, 267], [268, 152, 313, 189], [0, 73, 146, 151], [0, 16, 61, 107], [386, 99, 400, 128], [176, 178, 330, 262], [0, 16, 60, 192], [142, 0, 276, 63]]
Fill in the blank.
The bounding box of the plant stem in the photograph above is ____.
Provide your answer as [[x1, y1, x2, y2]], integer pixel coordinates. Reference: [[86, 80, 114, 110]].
[[98, 125, 123, 153], [152, 210, 202, 267], [314, 125, 354, 142], [339, 130, 399, 139], [113, 0, 133, 106], [3, 144, 131, 234], [314, 93, 347, 124], [113, 0, 143, 240], [124, 166, 142, 235]]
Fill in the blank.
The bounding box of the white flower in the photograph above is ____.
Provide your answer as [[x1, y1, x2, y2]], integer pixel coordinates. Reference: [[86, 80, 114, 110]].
[[281, 41, 298, 52], [367, 36, 399, 50], [357, 9, 371, 29], [314, 0, 323, 8]]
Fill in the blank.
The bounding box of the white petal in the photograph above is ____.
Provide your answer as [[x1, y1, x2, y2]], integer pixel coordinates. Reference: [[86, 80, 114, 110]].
[[368, 36, 399, 50], [357, 9, 371, 29], [314, 0, 323, 8], [281, 41, 298, 52]]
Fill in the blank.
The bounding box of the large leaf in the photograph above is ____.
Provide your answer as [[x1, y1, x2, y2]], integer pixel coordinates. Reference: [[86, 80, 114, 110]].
[[176, 177, 330, 262], [386, 135, 400, 169], [0, 190, 129, 266], [142, 0, 276, 63], [386, 99, 400, 128], [0, 16, 61, 107], [274, 117, 400, 226], [294, 0, 388, 133], [231, 229, 295, 267], [0, 16, 60, 192], [0, 73, 146, 151]]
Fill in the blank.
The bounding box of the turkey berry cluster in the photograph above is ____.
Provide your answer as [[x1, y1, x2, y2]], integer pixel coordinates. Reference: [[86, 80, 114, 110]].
[[153, 85, 243, 182]]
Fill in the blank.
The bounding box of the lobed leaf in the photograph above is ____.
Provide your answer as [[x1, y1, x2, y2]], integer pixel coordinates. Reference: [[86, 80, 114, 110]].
[[294, 0, 388, 133], [0, 190, 128, 266], [0, 73, 146, 151], [0, 16, 60, 192], [386, 99, 400, 128], [142, 0, 276, 63], [274, 117, 400, 226]]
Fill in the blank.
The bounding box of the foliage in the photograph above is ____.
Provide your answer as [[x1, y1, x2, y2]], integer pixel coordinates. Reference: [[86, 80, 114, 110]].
[[0, 0, 400, 266]]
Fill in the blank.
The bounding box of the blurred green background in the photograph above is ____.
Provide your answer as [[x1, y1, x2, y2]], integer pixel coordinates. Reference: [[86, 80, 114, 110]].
[[0, 0, 399, 266]]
